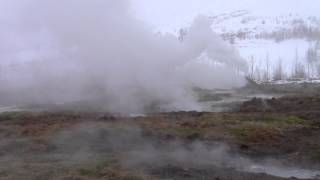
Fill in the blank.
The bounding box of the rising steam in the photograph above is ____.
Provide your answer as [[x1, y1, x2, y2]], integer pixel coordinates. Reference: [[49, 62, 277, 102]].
[[0, 0, 247, 113]]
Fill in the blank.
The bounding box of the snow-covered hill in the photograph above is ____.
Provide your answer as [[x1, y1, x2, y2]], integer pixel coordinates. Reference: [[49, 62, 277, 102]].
[[209, 11, 320, 80], [211, 10, 320, 41]]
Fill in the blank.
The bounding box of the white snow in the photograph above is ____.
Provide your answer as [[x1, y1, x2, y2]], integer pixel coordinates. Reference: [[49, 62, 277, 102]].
[[236, 39, 313, 74], [212, 12, 319, 37], [208, 11, 320, 79]]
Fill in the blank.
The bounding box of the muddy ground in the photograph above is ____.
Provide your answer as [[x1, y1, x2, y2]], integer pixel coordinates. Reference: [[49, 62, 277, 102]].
[[0, 95, 320, 180]]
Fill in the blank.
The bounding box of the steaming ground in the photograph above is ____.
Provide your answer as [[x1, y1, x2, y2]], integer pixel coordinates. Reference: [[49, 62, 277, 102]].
[[1, 1, 320, 180], [0, 0, 247, 114], [1, 79, 320, 180], [1, 124, 317, 180], [1, 93, 320, 180]]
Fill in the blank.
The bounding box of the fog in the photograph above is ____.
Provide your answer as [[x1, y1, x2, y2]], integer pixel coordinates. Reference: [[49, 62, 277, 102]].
[[0, 0, 247, 113]]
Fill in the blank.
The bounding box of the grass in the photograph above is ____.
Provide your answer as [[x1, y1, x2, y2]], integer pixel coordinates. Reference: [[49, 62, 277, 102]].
[[311, 150, 320, 162], [122, 176, 148, 180], [239, 115, 306, 125], [198, 115, 306, 143], [199, 116, 240, 126], [229, 125, 283, 143], [0, 112, 30, 121], [164, 127, 203, 139], [78, 159, 119, 177], [156, 114, 306, 143], [196, 115, 306, 130], [78, 159, 149, 180], [0, 111, 81, 122]]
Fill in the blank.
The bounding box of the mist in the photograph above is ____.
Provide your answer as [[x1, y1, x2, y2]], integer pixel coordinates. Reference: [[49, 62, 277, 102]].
[[2, 123, 318, 179], [0, 0, 247, 113], [55, 124, 320, 179]]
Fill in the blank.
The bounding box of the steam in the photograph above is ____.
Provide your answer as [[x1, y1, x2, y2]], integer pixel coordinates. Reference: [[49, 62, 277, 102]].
[[0, 0, 247, 113], [53, 124, 320, 179], [2, 123, 318, 179]]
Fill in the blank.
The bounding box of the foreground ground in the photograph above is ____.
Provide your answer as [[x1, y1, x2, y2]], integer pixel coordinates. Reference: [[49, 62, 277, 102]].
[[0, 95, 320, 180]]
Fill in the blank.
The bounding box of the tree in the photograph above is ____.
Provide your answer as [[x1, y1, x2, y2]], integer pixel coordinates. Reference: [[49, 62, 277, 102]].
[[273, 58, 284, 81], [265, 52, 270, 81], [291, 61, 307, 79], [306, 46, 317, 78], [229, 36, 235, 45], [262, 70, 269, 82], [250, 55, 255, 79], [178, 28, 187, 42], [254, 66, 262, 81], [293, 48, 299, 77], [315, 41, 320, 77]]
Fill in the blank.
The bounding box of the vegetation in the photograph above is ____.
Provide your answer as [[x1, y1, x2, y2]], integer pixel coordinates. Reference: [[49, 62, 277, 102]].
[[311, 151, 320, 162], [240, 115, 306, 125], [229, 125, 282, 143], [164, 127, 203, 139], [78, 159, 149, 180]]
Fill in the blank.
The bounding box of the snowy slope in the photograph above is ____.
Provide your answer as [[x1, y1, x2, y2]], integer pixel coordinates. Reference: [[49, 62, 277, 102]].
[[211, 10, 320, 40], [209, 11, 320, 80]]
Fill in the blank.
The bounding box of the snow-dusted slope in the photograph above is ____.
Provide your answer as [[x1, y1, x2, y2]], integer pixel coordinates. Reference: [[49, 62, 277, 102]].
[[210, 11, 320, 80], [211, 10, 320, 41]]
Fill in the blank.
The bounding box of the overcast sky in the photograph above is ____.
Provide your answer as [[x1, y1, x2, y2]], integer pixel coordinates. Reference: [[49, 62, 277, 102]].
[[132, 0, 320, 32], [1, 0, 319, 30]]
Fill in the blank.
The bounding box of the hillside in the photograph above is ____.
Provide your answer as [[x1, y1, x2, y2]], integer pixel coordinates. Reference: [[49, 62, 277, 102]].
[[209, 11, 320, 81]]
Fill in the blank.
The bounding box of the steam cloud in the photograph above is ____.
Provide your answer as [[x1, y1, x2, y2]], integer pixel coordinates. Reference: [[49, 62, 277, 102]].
[[0, 0, 247, 113]]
